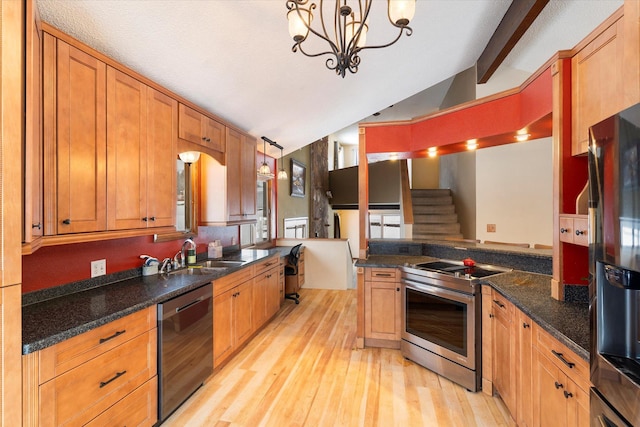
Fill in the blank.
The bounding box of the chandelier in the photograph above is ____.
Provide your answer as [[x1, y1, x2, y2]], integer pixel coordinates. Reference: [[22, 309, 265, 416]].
[[286, 0, 416, 78]]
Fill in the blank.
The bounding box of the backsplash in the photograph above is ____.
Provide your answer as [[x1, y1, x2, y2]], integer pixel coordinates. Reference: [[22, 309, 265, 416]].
[[22, 226, 238, 293]]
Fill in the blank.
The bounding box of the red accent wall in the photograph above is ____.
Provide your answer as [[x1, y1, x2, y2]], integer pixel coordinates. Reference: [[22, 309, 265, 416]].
[[364, 68, 553, 156], [22, 226, 239, 294]]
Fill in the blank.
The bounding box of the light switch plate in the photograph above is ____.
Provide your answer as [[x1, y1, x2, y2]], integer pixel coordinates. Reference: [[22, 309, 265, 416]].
[[91, 259, 106, 278]]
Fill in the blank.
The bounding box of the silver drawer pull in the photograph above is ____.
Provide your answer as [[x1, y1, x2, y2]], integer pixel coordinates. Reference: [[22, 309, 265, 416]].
[[99, 330, 126, 344], [99, 370, 127, 388]]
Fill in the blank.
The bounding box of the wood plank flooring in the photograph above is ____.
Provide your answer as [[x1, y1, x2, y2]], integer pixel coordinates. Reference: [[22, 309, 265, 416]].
[[164, 289, 515, 427]]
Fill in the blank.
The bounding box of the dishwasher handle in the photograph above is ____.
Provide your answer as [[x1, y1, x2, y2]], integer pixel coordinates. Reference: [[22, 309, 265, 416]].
[[176, 296, 204, 313]]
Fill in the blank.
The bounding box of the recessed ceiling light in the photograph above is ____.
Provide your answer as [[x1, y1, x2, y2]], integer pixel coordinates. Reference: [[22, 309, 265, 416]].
[[466, 139, 478, 150], [427, 147, 437, 158], [515, 133, 531, 142]]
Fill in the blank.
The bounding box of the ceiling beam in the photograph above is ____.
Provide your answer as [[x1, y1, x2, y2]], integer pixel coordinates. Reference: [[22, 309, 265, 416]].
[[476, 0, 549, 84]]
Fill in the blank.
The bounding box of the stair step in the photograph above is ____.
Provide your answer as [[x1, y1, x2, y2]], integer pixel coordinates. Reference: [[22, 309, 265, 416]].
[[411, 189, 452, 197], [413, 204, 455, 215], [413, 213, 458, 224], [412, 233, 464, 241], [413, 223, 461, 234], [411, 196, 453, 206]]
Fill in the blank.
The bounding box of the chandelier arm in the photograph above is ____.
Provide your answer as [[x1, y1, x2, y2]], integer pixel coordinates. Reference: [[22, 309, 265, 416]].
[[293, 40, 339, 60], [356, 26, 412, 52]]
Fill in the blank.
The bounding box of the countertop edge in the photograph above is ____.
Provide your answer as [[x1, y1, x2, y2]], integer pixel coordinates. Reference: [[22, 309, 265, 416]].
[[22, 248, 290, 355]]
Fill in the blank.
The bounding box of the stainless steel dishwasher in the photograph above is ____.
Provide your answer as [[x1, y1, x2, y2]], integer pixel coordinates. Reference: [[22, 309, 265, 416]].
[[158, 283, 213, 423]]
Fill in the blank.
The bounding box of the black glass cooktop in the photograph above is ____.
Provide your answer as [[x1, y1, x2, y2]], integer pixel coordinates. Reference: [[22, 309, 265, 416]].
[[414, 261, 508, 278]]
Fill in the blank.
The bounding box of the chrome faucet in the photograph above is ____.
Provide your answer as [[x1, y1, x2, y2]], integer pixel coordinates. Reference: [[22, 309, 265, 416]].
[[160, 257, 172, 274], [173, 251, 183, 270], [181, 238, 196, 267]]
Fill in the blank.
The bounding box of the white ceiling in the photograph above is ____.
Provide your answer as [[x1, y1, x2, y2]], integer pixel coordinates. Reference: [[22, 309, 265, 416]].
[[36, 0, 623, 157]]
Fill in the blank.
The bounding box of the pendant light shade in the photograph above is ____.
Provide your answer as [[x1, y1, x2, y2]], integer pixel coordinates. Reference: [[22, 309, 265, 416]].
[[178, 151, 201, 164], [277, 147, 288, 180]]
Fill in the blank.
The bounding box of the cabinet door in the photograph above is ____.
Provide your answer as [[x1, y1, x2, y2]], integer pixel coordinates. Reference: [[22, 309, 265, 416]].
[[202, 115, 225, 153], [252, 275, 267, 331], [178, 103, 203, 145], [226, 128, 242, 219], [56, 41, 107, 234], [234, 280, 253, 346], [213, 289, 234, 368], [147, 88, 177, 227], [492, 293, 515, 416], [265, 268, 281, 319], [364, 279, 401, 341], [572, 19, 624, 155], [106, 67, 147, 230], [516, 311, 534, 427], [25, 1, 43, 241], [534, 348, 568, 427], [240, 133, 257, 217]]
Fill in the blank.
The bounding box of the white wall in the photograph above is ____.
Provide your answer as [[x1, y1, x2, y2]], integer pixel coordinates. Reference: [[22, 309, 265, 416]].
[[277, 238, 355, 289], [334, 210, 359, 257], [475, 138, 553, 246], [440, 151, 477, 239]]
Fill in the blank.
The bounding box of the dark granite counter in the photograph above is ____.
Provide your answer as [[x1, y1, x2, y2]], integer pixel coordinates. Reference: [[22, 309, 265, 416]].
[[22, 248, 286, 355], [356, 254, 589, 362]]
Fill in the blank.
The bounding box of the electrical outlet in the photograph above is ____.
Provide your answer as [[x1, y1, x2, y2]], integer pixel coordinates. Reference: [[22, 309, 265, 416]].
[[487, 224, 496, 233], [91, 259, 106, 278]]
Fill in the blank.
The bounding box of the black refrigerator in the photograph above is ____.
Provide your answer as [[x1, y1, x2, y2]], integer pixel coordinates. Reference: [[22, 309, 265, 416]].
[[589, 102, 640, 426]]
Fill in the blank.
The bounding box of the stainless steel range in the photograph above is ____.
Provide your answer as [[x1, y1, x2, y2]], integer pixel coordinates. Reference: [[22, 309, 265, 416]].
[[401, 259, 511, 391]]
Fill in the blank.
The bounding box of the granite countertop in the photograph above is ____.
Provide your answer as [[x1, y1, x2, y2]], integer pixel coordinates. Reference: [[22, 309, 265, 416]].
[[356, 255, 589, 362], [22, 248, 289, 355]]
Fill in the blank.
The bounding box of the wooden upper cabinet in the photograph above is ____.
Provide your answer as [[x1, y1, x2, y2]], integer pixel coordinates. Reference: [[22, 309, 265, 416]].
[[52, 39, 107, 234], [240, 132, 257, 217], [226, 129, 242, 218], [107, 69, 177, 230], [178, 103, 225, 153], [200, 128, 256, 224], [146, 88, 177, 228], [572, 17, 624, 155], [106, 67, 148, 230]]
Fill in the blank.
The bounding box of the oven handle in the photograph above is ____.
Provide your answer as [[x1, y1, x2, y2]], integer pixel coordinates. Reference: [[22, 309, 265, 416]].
[[401, 278, 474, 303]]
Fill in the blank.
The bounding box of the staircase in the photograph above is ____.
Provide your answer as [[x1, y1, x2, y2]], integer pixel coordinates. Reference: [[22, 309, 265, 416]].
[[411, 189, 463, 240]]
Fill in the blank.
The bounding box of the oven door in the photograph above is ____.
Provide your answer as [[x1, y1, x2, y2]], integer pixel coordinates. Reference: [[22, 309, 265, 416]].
[[402, 278, 477, 370]]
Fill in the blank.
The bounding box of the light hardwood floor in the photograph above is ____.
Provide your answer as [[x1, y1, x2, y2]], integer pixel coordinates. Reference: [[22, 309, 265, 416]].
[[164, 289, 515, 426]]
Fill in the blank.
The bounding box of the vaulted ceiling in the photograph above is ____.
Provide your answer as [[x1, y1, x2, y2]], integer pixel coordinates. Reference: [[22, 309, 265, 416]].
[[36, 0, 623, 157]]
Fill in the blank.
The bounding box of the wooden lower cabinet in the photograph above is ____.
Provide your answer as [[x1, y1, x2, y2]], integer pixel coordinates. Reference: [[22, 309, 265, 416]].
[[364, 268, 401, 348], [23, 307, 157, 427], [215, 256, 283, 368], [532, 325, 590, 427], [482, 288, 589, 426]]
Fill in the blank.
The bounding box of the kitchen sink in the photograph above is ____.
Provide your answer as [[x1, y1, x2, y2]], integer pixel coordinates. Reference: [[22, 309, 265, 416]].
[[169, 266, 227, 275], [197, 260, 246, 268]]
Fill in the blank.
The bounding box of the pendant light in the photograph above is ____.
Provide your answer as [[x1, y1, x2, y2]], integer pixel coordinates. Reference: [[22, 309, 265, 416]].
[[258, 138, 272, 175], [258, 137, 275, 180], [277, 147, 288, 180]]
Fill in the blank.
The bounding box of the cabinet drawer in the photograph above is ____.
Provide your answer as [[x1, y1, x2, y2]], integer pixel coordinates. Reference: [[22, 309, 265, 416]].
[[214, 267, 253, 297], [84, 376, 157, 427], [254, 255, 279, 276], [535, 325, 589, 391], [40, 329, 157, 427], [365, 268, 399, 282], [39, 307, 156, 383], [491, 292, 513, 322]]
